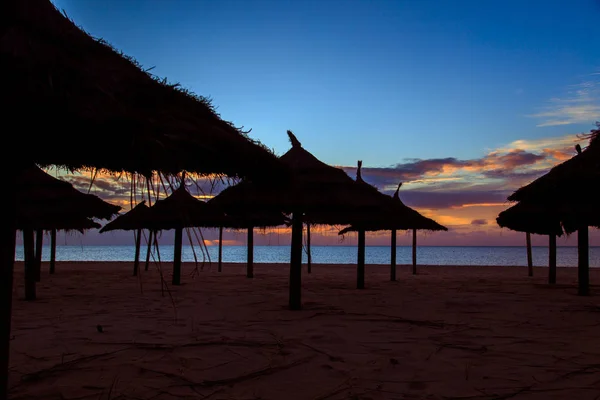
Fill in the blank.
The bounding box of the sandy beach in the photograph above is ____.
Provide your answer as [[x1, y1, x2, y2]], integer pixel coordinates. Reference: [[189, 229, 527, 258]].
[[8, 262, 600, 399]]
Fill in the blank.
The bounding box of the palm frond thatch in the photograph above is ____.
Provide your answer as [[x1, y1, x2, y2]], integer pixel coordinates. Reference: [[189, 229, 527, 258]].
[[496, 201, 564, 236], [98, 201, 150, 233], [210, 131, 390, 225], [508, 124, 599, 203], [326, 162, 447, 234], [100, 186, 232, 232], [3, 0, 286, 180], [16, 166, 121, 230], [506, 123, 600, 234]]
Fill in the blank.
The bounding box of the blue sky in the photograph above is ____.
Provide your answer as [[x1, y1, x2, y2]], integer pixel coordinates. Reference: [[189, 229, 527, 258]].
[[52, 0, 600, 167], [40, 0, 600, 246]]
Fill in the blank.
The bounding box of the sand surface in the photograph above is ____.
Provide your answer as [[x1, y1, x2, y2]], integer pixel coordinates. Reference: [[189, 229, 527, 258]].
[[8, 261, 600, 399]]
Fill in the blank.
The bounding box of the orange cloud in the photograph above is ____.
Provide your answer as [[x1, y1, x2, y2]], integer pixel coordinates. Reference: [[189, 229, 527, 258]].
[[203, 239, 243, 246], [451, 202, 506, 209]]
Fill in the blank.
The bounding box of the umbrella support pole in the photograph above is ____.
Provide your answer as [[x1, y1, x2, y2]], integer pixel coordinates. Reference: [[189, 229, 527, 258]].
[[1, 186, 16, 400], [390, 229, 397, 281], [218, 226, 223, 272], [412, 229, 417, 275], [144, 230, 152, 272], [133, 229, 141, 276], [548, 234, 556, 284], [526, 232, 533, 277], [289, 212, 303, 310], [172, 227, 183, 286], [49, 229, 57, 274], [247, 227, 254, 278], [577, 227, 589, 296], [23, 229, 36, 301], [34, 230, 43, 282], [306, 223, 312, 274], [357, 229, 365, 289]]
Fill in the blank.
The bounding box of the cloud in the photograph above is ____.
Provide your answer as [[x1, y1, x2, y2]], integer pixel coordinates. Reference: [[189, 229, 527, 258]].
[[342, 135, 577, 195], [471, 219, 488, 226], [394, 190, 508, 209], [495, 135, 579, 153], [336, 133, 585, 215], [480, 169, 545, 181], [529, 73, 600, 127]]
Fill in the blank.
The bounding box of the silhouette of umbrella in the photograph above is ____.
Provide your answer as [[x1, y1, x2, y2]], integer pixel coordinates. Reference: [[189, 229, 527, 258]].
[[97, 201, 152, 276], [504, 123, 599, 296], [1, 1, 288, 395], [15, 166, 120, 299], [206, 197, 288, 276], [338, 166, 447, 280], [16, 166, 121, 226], [210, 131, 390, 309], [497, 201, 564, 284], [4, 0, 285, 179], [101, 185, 233, 285]]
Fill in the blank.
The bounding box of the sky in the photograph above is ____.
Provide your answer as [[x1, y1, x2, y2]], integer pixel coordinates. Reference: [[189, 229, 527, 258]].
[[42, 0, 600, 247]]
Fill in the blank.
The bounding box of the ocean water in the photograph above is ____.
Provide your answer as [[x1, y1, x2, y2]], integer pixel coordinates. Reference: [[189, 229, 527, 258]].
[[13, 245, 600, 267]]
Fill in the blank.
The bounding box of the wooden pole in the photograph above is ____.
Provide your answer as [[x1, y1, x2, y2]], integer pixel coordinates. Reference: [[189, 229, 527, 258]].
[[289, 212, 303, 310], [357, 229, 365, 289], [0, 178, 17, 400], [133, 228, 141, 276], [172, 227, 183, 285], [247, 227, 254, 278], [548, 234, 556, 284], [218, 226, 223, 272], [49, 229, 57, 274], [306, 223, 312, 274], [526, 232, 533, 277], [34, 229, 43, 282], [577, 226, 589, 296], [412, 229, 417, 275], [390, 229, 397, 281], [144, 230, 152, 271], [23, 229, 36, 301]]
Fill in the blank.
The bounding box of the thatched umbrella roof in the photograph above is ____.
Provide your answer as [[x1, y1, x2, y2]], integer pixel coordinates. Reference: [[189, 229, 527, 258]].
[[506, 124, 600, 233], [16, 166, 121, 229], [98, 201, 150, 233], [3, 0, 286, 179], [508, 125, 599, 203], [210, 131, 388, 223], [2, 0, 287, 395], [496, 201, 564, 237], [101, 186, 230, 232], [338, 178, 448, 234]]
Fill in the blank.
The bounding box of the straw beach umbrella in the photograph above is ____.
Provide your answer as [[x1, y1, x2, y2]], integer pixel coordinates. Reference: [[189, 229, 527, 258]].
[[98, 201, 151, 276], [101, 185, 232, 285], [16, 166, 121, 223], [304, 160, 399, 288], [17, 216, 102, 303], [1, 0, 287, 396], [3, 1, 286, 179], [338, 168, 447, 281], [15, 166, 121, 300], [505, 124, 600, 296], [211, 131, 392, 309], [496, 201, 564, 283], [205, 198, 289, 275]]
